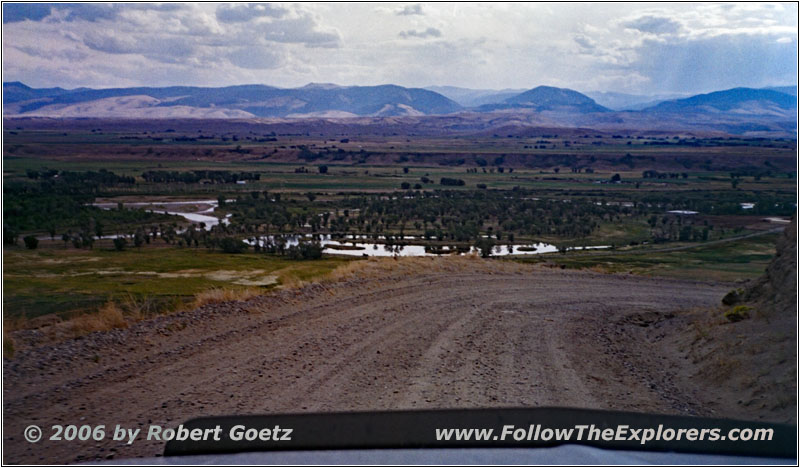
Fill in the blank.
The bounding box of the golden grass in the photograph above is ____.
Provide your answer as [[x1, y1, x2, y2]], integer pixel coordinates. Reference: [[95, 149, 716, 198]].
[[68, 302, 128, 335], [3, 325, 16, 359], [322, 254, 538, 283], [192, 287, 263, 308]]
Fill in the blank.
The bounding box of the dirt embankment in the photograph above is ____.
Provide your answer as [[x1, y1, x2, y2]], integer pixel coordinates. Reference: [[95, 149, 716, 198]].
[[665, 218, 797, 425], [1, 256, 789, 464]]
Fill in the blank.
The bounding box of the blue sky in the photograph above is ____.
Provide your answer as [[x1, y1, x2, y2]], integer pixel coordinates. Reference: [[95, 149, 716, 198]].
[[2, 2, 797, 94]]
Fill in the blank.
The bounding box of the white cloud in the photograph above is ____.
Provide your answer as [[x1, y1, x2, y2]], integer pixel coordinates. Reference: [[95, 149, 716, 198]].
[[2, 3, 797, 94], [398, 27, 442, 39], [396, 4, 424, 16]]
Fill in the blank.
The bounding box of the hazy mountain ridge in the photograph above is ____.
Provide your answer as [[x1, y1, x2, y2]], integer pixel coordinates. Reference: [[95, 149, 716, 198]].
[[584, 91, 690, 111], [424, 85, 526, 107], [3, 82, 796, 137], [477, 86, 610, 113], [644, 88, 797, 114], [3, 82, 462, 118]]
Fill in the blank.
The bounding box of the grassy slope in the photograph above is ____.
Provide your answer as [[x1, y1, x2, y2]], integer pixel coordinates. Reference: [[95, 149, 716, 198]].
[[513, 233, 780, 282], [3, 242, 354, 320]]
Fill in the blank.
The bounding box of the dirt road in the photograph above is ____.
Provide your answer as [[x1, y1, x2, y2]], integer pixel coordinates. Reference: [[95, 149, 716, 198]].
[[4, 260, 729, 463]]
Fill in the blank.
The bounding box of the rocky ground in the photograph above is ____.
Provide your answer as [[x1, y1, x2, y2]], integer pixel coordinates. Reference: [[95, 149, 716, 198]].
[[2, 256, 792, 464]]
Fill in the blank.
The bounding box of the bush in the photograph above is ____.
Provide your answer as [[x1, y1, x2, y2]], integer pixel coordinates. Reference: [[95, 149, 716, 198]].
[[23, 235, 38, 250], [725, 305, 752, 322], [722, 288, 744, 306], [440, 177, 465, 186], [218, 237, 248, 254], [113, 237, 127, 251], [400, 182, 411, 190], [287, 241, 323, 260], [474, 237, 495, 258]]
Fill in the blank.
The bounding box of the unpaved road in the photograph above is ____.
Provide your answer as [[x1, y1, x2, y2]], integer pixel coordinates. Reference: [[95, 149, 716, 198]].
[[4, 263, 729, 464]]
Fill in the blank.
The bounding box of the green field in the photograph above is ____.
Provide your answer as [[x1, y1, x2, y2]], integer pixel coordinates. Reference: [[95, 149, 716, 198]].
[[515, 232, 781, 282], [3, 126, 795, 328], [4, 242, 354, 321]]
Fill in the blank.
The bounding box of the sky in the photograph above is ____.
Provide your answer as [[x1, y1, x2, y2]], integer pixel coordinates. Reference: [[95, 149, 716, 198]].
[[2, 2, 797, 95]]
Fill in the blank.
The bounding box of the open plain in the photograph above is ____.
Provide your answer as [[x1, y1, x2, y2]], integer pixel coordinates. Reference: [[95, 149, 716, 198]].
[[5, 257, 773, 464]]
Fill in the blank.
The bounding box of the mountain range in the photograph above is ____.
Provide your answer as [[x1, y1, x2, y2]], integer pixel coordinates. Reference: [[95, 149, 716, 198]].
[[3, 81, 796, 137]]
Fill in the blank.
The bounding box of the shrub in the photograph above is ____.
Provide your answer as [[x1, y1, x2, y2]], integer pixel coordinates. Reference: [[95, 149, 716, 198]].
[[721, 288, 744, 306], [23, 235, 38, 250], [218, 237, 248, 254], [113, 237, 127, 251], [440, 177, 465, 186], [287, 241, 323, 260], [725, 305, 752, 322]]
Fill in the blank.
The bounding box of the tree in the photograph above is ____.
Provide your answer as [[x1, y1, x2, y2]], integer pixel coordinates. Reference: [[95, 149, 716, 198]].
[[400, 182, 411, 190], [318, 165, 328, 174], [306, 192, 317, 202], [23, 235, 38, 250], [113, 237, 127, 251], [4, 226, 19, 246], [133, 228, 146, 249], [403, 167, 409, 174], [474, 237, 495, 258], [611, 173, 621, 183]]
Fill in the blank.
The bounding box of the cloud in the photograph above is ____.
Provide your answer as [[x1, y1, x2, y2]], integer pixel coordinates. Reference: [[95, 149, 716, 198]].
[[3, 3, 54, 23], [622, 15, 682, 35], [2, 3, 796, 93], [226, 46, 285, 69], [2, 3, 182, 24], [216, 3, 287, 23], [396, 4, 424, 16], [573, 35, 596, 52], [399, 27, 442, 39], [255, 14, 341, 48]]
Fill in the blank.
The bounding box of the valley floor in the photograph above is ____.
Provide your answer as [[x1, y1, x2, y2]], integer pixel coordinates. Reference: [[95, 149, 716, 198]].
[[2, 257, 792, 464]]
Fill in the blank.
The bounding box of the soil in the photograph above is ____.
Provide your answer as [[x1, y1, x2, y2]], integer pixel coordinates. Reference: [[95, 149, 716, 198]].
[[2, 259, 790, 464]]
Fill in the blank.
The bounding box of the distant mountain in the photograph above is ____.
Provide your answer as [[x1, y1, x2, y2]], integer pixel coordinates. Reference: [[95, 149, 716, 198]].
[[763, 86, 797, 97], [585, 91, 689, 111], [2, 81, 74, 103], [3, 82, 795, 137], [479, 86, 610, 113], [643, 88, 796, 115], [3, 82, 463, 118], [424, 85, 526, 107]]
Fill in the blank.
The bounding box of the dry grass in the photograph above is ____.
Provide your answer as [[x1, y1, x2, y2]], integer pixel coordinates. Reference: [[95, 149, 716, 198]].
[[322, 254, 538, 283], [68, 302, 128, 335], [3, 326, 16, 359], [277, 275, 308, 290], [192, 287, 263, 308]]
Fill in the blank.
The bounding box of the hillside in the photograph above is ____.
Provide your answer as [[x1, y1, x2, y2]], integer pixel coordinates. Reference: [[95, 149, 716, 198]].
[[479, 86, 610, 113], [3, 82, 463, 118], [644, 88, 796, 116], [424, 85, 526, 107], [3, 83, 796, 137]]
